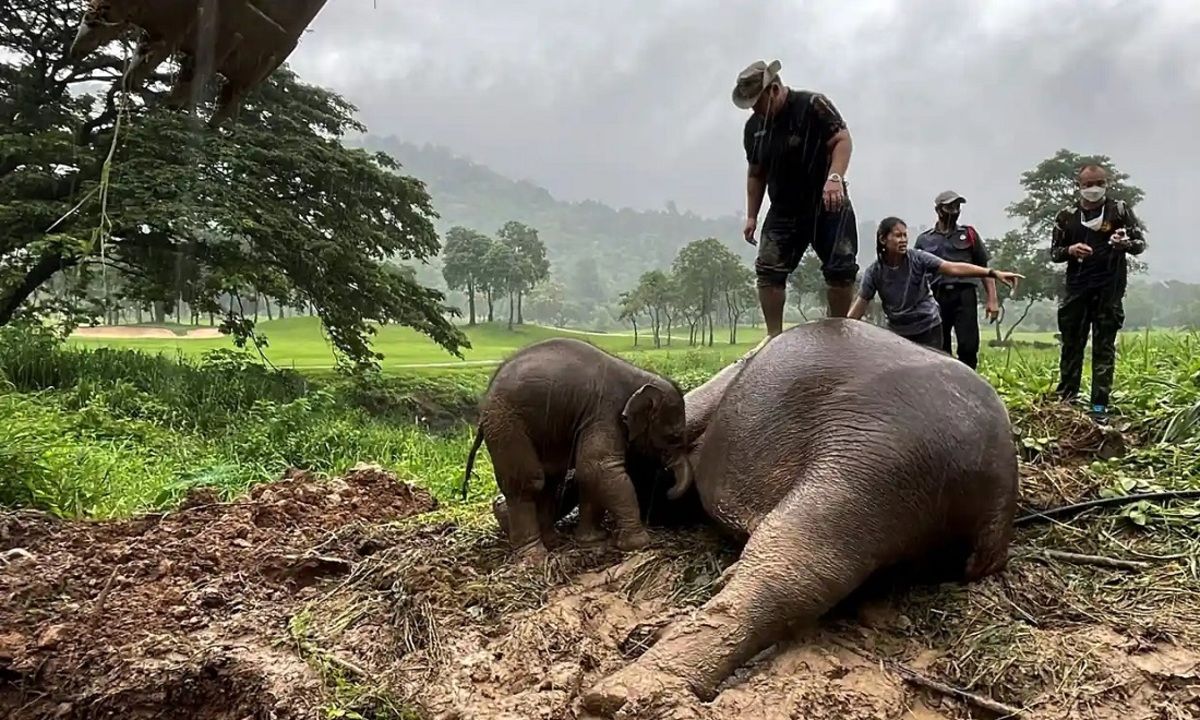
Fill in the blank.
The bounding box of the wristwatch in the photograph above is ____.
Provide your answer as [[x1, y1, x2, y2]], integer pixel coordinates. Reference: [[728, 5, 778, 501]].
[[827, 173, 843, 184]]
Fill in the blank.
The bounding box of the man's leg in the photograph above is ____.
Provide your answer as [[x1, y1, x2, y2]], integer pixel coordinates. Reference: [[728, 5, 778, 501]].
[[1089, 293, 1125, 410], [757, 286, 787, 337], [1055, 289, 1092, 402], [934, 287, 957, 355], [813, 200, 859, 318], [754, 217, 804, 337], [955, 286, 981, 370]]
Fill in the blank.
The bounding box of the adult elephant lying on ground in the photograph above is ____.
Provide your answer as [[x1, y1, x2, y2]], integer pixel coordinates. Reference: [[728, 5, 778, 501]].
[[584, 318, 1019, 714]]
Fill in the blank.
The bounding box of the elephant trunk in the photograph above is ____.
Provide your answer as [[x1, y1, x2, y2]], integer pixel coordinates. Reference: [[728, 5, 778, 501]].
[[666, 455, 693, 500]]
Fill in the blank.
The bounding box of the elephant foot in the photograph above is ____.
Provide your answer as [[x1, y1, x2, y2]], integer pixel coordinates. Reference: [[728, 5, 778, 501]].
[[542, 528, 568, 550], [614, 527, 651, 552], [514, 540, 550, 566], [574, 525, 607, 547], [491, 496, 510, 538], [582, 662, 699, 718]]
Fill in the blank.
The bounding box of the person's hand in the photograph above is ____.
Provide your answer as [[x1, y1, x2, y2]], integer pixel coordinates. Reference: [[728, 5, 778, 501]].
[[823, 178, 845, 211], [1109, 228, 1130, 250], [991, 270, 1024, 291], [1067, 243, 1092, 260], [985, 300, 1000, 322], [743, 216, 758, 246]]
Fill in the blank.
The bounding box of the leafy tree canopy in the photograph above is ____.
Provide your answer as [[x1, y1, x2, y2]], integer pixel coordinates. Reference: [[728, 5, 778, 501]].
[[0, 0, 465, 369], [1007, 148, 1146, 240]]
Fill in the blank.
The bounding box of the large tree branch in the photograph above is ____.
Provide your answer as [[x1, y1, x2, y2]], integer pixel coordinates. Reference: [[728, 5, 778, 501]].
[[0, 252, 80, 326]]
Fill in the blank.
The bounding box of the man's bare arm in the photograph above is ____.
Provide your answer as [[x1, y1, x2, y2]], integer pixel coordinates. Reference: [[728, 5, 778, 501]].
[[827, 129, 852, 178], [747, 164, 767, 219], [848, 295, 869, 320]]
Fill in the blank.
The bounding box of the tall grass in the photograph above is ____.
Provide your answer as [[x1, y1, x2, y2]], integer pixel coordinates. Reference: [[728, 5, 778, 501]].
[[2, 323, 1197, 521], [0, 324, 490, 517]]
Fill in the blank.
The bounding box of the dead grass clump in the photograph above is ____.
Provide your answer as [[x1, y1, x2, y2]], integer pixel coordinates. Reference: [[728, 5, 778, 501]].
[[1013, 403, 1129, 465], [291, 508, 733, 712]]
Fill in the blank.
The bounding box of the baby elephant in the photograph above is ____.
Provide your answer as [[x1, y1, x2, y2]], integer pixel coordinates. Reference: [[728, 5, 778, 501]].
[[464, 338, 692, 562]]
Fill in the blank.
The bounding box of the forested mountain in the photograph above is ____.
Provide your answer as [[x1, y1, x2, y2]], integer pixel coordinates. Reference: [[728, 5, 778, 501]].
[[357, 136, 749, 307]]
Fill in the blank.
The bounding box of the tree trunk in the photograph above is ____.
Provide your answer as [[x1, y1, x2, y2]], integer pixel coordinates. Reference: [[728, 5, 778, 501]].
[[152, 301, 166, 324], [517, 290, 524, 325], [266, 297, 274, 321], [1002, 299, 1038, 343], [486, 290, 495, 323], [507, 292, 515, 330], [209, 311, 215, 326], [631, 318, 639, 347], [0, 253, 80, 327], [136, 305, 144, 324], [467, 279, 477, 325]]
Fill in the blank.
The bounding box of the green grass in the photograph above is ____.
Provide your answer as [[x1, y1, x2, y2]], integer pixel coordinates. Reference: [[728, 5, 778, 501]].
[[67, 317, 764, 370], [6, 319, 1198, 523]]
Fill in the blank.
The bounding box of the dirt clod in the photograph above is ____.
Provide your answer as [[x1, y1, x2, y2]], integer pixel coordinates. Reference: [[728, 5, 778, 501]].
[[0, 466, 436, 719]]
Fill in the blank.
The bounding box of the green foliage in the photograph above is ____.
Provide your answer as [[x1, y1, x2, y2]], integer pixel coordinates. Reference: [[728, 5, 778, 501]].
[[989, 149, 1149, 341], [0, 328, 485, 517], [787, 254, 825, 320], [1006, 149, 1146, 240], [987, 230, 1065, 342], [361, 138, 749, 325], [0, 1, 466, 370], [441, 227, 492, 325]]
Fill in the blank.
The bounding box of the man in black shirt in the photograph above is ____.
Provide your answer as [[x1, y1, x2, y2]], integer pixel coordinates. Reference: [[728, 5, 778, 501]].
[[1050, 165, 1147, 418], [734, 60, 858, 336], [914, 190, 999, 370]]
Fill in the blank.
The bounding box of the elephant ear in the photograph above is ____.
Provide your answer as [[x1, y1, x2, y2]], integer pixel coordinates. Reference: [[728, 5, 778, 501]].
[[622, 384, 663, 441]]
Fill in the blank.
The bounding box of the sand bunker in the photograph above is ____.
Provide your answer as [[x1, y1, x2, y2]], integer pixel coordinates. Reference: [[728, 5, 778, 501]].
[[70, 326, 224, 340]]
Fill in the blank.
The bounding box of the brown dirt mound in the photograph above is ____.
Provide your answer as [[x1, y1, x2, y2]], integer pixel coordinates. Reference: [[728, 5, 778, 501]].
[[0, 465, 437, 720], [4, 456, 1198, 720]]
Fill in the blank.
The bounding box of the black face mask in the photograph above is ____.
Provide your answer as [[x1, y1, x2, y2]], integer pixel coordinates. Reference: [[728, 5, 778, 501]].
[[937, 207, 960, 225]]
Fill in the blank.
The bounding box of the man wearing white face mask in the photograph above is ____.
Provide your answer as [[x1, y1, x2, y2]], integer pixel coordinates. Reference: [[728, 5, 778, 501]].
[[1050, 164, 1147, 419]]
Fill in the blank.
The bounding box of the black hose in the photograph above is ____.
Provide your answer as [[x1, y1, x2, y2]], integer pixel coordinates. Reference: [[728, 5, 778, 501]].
[[1015, 490, 1200, 526]]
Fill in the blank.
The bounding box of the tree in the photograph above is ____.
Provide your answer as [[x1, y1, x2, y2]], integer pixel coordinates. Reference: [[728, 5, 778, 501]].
[[0, 1, 466, 369], [985, 231, 1062, 343], [673, 238, 733, 347], [618, 290, 644, 346], [1007, 149, 1146, 240], [1000, 149, 1148, 341], [479, 241, 520, 328], [441, 227, 492, 325], [630, 270, 677, 348], [720, 263, 756, 344], [497, 221, 549, 325], [787, 254, 825, 321]]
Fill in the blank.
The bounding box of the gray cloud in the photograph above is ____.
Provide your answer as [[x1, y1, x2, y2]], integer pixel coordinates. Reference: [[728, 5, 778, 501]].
[[289, 0, 1200, 280]]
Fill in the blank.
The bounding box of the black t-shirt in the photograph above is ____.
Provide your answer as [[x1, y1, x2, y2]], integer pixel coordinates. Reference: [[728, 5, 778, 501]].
[[1050, 199, 1147, 293], [743, 89, 847, 217]]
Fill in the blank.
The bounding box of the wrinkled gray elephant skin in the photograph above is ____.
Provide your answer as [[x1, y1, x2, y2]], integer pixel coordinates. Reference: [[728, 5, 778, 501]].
[[584, 318, 1018, 713], [466, 338, 692, 563]]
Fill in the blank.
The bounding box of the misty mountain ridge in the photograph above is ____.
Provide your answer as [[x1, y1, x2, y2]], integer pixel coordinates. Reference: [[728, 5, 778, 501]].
[[356, 135, 751, 301]]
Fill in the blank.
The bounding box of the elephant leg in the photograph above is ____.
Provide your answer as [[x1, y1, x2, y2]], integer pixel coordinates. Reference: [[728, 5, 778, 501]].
[[575, 433, 649, 552], [574, 493, 606, 546], [583, 479, 885, 713], [485, 425, 548, 564], [965, 475, 1017, 581], [537, 483, 567, 550]]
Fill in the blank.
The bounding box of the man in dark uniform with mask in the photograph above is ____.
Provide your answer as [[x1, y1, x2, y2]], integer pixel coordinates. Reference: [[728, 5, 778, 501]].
[[1051, 164, 1147, 419], [734, 59, 858, 336], [914, 190, 998, 369]]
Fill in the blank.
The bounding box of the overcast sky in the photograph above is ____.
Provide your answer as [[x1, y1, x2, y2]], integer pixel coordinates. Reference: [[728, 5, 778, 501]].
[[287, 0, 1200, 281]]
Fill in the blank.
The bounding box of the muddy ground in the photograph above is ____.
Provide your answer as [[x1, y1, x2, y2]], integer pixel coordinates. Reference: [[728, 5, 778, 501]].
[[2, 450, 1198, 719]]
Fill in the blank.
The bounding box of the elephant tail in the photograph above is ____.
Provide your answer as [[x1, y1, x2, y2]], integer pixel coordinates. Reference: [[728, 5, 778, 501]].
[[461, 424, 485, 501]]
